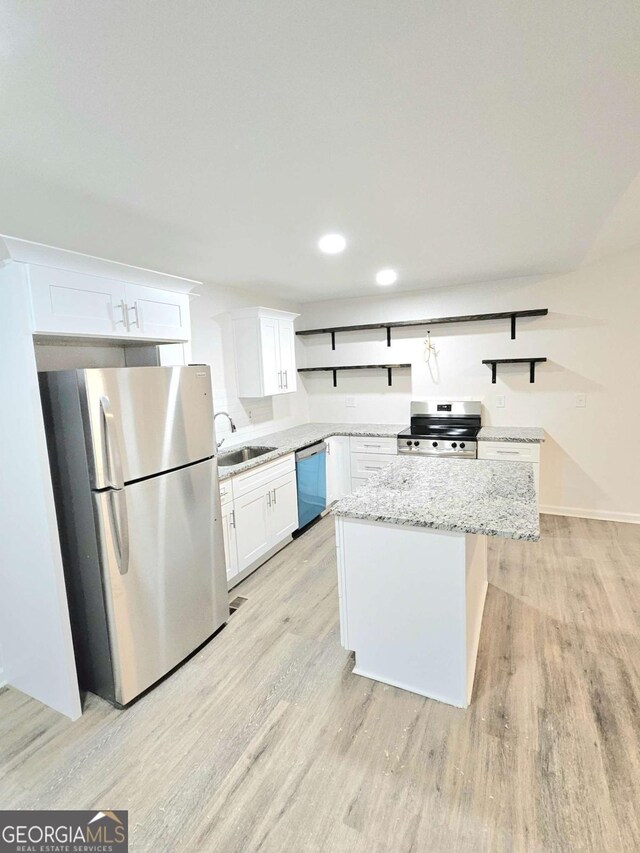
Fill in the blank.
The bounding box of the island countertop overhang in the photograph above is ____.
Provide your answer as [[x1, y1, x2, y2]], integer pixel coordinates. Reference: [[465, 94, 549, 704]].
[[331, 456, 540, 541]]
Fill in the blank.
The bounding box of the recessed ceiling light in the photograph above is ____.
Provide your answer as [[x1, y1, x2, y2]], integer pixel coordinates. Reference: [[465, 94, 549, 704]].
[[318, 233, 347, 254], [376, 268, 398, 286]]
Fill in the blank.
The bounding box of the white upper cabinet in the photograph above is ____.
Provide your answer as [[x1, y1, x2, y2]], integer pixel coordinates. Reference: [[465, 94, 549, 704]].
[[29, 266, 129, 337], [29, 268, 190, 342], [124, 284, 190, 341], [231, 307, 300, 397]]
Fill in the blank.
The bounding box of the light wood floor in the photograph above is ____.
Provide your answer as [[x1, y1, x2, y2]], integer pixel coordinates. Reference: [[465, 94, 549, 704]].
[[2, 514, 640, 852]]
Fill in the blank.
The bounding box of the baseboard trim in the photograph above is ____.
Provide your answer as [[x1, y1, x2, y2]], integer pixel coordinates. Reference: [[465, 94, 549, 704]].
[[540, 505, 640, 525]]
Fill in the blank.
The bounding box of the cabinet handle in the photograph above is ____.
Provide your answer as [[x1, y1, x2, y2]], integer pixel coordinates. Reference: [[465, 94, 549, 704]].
[[230, 510, 236, 528], [272, 487, 277, 505], [496, 449, 521, 455], [364, 465, 383, 471], [363, 443, 381, 448], [283, 370, 288, 389], [127, 302, 140, 328], [114, 299, 128, 329], [267, 491, 272, 507], [277, 370, 283, 389]]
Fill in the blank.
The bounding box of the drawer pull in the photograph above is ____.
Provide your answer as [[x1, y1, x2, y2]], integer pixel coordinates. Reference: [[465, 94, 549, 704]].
[[496, 449, 521, 455]]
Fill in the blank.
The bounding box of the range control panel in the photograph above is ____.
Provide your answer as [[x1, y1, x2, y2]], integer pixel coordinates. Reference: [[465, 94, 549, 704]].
[[397, 437, 477, 459]]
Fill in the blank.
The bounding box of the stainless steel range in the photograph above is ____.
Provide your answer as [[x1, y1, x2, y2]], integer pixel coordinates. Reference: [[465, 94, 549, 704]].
[[397, 401, 482, 459]]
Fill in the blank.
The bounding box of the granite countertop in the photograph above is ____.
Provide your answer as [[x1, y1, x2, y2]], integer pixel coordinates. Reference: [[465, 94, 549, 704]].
[[477, 426, 544, 443], [332, 456, 540, 541], [217, 422, 404, 480]]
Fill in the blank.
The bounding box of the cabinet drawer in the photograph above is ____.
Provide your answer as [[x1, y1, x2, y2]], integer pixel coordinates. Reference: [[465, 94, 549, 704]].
[[349, 436, 397, 455], [219, 480, 233, 506], [351, 476, 370, 490], [351, 452, 397, 479], [231, 452, 295, 498], [477, 441, 540, 463]]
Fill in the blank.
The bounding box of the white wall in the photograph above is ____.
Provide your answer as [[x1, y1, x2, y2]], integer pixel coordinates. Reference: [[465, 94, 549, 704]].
[[297, 249, 640, 523], [189, 284, 309, 446]]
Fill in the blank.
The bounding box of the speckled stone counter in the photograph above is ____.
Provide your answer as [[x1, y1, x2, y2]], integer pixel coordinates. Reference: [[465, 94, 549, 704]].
[[477, 426, 544, 443], [217, 422, 404, 480], [332, 456, 539, 541]]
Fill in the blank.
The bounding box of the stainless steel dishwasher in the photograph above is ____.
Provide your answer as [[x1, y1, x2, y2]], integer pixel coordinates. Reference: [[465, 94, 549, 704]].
[[295, 441, 327, 530]]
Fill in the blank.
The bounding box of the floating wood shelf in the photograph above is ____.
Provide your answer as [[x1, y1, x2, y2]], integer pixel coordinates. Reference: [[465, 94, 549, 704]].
[[298, 364, 410, 387], [296, 309, 548, 349], [482, 358, 547, 384]]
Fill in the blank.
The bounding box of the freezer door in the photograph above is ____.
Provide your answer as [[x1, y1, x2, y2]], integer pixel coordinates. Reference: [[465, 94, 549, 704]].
[[80, 365, 214, 488], [93, 458, 228, 705]]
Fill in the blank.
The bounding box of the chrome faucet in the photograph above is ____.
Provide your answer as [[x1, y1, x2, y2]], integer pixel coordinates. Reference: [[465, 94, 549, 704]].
[[214, 411, 237, 449]]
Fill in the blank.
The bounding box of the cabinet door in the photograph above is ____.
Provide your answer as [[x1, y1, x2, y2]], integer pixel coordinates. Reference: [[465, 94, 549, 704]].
[[326, 436, 351, 503], [234, 487, 270, 572], [277, 319, 296, 393], [259, 317, 281, 396], [125, 284, 190, 342], [267, 471, 299, 542], [221, 502, 239, 582], [29, 266, 128, 337]]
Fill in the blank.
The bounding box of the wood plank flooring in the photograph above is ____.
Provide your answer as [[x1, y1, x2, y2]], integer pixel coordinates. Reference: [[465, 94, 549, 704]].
[[1, 514, 639, 851]]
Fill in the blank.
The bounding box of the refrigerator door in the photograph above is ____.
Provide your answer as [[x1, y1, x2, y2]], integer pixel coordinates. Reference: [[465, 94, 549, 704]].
[[93, 457, 228, 705], [80, 365, 214, 489]]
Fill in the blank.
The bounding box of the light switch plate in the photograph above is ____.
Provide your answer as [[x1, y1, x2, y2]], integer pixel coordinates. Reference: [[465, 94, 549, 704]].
[[576, 393, 587, 408], [496, 395, 505, 408], [345, 395, 356, 408]]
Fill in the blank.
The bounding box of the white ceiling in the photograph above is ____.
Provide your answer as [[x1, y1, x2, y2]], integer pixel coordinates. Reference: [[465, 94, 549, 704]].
[[2, 1, 640, 302]]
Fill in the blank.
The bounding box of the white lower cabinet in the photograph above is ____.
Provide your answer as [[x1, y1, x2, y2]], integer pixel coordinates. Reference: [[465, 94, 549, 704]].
[[349, 436, 397, 492], [267, 472, 299, 542], [326, 436, 351, 504], [477, 441, 541, 499], [221, 501, 239, 582], [220, 453, 298, 584], [234, 486, 271, 572]]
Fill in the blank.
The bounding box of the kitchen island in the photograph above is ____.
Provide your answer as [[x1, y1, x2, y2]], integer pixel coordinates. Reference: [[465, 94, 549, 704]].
[[332, 456, 539, 708]]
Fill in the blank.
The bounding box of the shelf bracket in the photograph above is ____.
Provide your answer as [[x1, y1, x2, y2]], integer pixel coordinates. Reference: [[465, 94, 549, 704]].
[[387, 367, 392, 386], [491, 362, 497, 384], [331, 331, 336, 351], [386, 326, 391, 347], [332, 368, 337, 388], [529, 361, 536, 383], [510, 314, 517, 340]]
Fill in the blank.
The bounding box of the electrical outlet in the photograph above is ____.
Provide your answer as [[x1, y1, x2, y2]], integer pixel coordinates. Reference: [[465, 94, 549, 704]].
[[496, 395, 505, 408], [576, 393, 586, 408], [345, 395, 356, 408]]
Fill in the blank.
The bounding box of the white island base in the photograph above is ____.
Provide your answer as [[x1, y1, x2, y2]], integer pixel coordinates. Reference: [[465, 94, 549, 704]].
[[335, 516, 488, 709]]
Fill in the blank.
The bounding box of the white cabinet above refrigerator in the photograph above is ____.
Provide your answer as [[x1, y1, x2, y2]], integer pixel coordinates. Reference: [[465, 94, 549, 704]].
[[29, 267, 191, 342], [231, 307, 299, 397]]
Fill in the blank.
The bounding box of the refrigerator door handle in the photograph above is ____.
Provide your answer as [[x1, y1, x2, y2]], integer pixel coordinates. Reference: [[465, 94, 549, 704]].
[[100, 395, 125, 489], [108, 489, 130, 575]]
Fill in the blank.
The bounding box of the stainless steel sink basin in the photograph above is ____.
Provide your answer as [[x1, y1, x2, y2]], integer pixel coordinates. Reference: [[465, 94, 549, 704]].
[[217, 446, 276, 467]]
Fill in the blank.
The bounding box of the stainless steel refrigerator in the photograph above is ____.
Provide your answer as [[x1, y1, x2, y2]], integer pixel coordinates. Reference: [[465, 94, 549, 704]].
[[39, 365, 228, 707]]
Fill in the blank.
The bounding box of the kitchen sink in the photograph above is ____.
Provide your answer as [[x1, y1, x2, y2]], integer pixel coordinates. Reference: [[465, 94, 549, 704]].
[[217, 446, 276, 467]]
